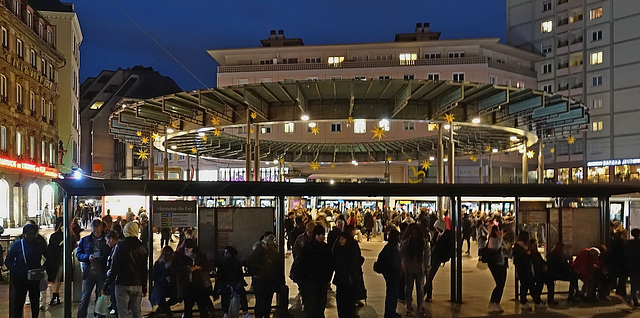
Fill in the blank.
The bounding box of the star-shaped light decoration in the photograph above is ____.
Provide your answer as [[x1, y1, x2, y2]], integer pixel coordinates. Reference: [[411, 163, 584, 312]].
[[213, 128, 222, 137], [191, 147, 198, 154], [136, 131, 142, 137], [550, 147, 555, 153], [141, 137, 149, 144], [250, 112, 258, 120], [386, 156, 393, 162], [310, 161, 320, 171], [421, 159, 431, 170], [444, 113, 455, 123], [136, 149, 149, 160], [201, 135, 208, 141], [407, 158, 413, 163], [311, 126, 320, 135], [567, 136, 575, 145], [470, 155, 478, 162], [346, 116, 354, 127], [330, 163, 335, 168], [279, 157, 285, 163], [372, 126, 386, 141], [211, 117, 220, 126], [249, 128, 254, 134], [171, 122, 179, 129], [485, 145, 492, 152], [128, 144, 134, 149], [526, 150, 535, 159], [151, 133, 160, 141]]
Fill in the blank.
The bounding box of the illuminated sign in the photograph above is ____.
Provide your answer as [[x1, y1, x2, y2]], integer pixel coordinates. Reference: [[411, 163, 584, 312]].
[[587, 158, 640, 167], [0, 156, 58, 178]]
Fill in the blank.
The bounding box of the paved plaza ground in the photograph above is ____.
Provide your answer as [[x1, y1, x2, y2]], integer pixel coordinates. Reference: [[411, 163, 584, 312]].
[[0, 226, 638, 317]]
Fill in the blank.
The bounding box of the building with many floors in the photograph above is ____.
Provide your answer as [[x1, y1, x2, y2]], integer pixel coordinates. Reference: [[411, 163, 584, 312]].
[[0, 0, 65, 227], [507, 0, 640, 184]]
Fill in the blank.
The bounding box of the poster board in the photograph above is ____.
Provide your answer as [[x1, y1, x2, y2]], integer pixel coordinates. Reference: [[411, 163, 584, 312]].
[[630, 201, 640, 232], [198, 207, 275, 265], [517, 201, 549, 248], [557, 207, 601, 255], [152, 200, 197, 228]]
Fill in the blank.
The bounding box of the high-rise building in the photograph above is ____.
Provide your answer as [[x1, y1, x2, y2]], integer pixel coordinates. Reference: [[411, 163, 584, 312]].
[[0, 0, 65, 227], [79, 66, 181, 179], [507, 0, 640, 184], [30, 0, 82, 175]]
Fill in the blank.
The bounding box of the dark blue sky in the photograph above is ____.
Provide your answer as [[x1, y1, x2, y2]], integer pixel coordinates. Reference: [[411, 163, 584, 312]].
[[74, 0, 506, 91]]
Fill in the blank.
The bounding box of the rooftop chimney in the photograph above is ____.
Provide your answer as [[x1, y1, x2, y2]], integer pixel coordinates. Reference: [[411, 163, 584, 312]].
[[269, 30, 276, 39], [277, 30, 285, 39], [415, 23, 423, 33], [423, 22, 430, 32]]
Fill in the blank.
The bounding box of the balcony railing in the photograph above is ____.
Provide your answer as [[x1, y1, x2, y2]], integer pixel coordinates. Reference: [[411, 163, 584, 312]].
[[558, 62, 569, 69], [558, 40, 569, 48], [571, 36, 583, 44], [219, 56, 488, 73]]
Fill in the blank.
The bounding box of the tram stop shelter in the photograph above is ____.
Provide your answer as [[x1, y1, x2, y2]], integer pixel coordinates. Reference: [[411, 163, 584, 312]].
[[54, 178, 640, 316]]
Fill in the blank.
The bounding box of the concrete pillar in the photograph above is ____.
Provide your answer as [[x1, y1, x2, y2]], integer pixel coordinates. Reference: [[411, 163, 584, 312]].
[[246, 111, 252, 182], [125, 143, 133, 179], [254, 125, 260, 181], [521, 142, 528, 184], [437, 125, 444, 217], [538, 140, 544, 184]]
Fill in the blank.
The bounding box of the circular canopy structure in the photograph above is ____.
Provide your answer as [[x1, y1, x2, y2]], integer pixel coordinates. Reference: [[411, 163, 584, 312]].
[[109, 79, 589, 163]]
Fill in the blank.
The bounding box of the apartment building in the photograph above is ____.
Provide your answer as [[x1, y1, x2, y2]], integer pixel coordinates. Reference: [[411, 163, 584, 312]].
[[31, 0, 83, 175], [507, 0, 640, 184], [0, 0, 65, 227]]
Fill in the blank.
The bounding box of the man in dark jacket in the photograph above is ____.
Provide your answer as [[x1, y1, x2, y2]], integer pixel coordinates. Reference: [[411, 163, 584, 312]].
[[327, 219, 345, 250], [77, 219, 111, 318], [104, 222, 148, 318], [375, 229, 401, 318], [626, 228, 640, 307], [248, 232, 283, 318], [295, 225, 333, 317], [462, 213, 472, 255], [424, 219, 453, 302], [363, 211, 374, 241]]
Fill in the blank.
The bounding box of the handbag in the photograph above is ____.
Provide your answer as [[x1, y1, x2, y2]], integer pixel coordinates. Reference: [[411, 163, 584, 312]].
[[478, 247, 501, 264], [21, 240, 48, 290]]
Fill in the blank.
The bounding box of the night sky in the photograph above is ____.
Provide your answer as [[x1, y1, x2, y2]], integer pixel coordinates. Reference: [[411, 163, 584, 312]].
[[74, 0, 506, 91]]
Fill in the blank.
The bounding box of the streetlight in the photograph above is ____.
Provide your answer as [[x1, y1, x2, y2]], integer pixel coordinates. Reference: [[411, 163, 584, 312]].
[[471, 117, 481, 124], [301, 115, 309, 121]]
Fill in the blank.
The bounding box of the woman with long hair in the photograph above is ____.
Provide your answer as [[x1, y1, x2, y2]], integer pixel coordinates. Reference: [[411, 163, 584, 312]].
[[400, 223, 427, 316], [47, 217, 64, 306], [486, 224, 507, 313], [151, 245, 179, 316]]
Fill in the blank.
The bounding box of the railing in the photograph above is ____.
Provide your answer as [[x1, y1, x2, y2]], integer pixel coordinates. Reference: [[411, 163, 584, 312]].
[[558, 84, 569, 91], [558, 62, 569, 69], [219, 56, 488, 73], [571, 37, 583, 44], [558, 40, 569, 48], [558, 18, 569, 26]]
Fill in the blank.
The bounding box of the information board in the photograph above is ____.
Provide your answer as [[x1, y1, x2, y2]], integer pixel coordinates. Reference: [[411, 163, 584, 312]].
[[152, 201, 197, 228]]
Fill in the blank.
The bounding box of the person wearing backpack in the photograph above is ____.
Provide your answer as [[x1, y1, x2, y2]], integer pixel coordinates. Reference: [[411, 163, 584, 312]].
[[424, 219, 453, 302], [374, 229, 401, 318]]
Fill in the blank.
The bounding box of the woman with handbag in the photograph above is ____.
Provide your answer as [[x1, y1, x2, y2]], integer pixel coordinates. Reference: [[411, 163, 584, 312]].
[[4, 223, 50, 318], [485, 224, 507, 313]]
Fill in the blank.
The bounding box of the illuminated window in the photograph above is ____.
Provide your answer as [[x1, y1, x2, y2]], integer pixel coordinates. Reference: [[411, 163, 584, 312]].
[[29, 136, 34, 159], [452, 72, 465, 82], [590, 52, 603, 65], [592, 75, 603, 86], [1, 27, 7, 47], [354, 119, 366, 134], [260, 126, 271, 134], [0, 125, 6, 151], [399, 53, 417, 65], [0, 75, 6, 102], [49, 142, 54, 165], [541, 20, 553, 33], [592, 121, 604, 132], [30, 91, 35, 113], [590, 7, 603, 20], [378, 119, 390, 131], [284, 122, 294, 134], [16, 132, 22, 157], [591, 98, 602, 109], [16, 84, 22, 107], [41, 141, 45, 164], [327, 56, 344, 65], [428, 123, 438, 131], [592, 30, 602, 42]]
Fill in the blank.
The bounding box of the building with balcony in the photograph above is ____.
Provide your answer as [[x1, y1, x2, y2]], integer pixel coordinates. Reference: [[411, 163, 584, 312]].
[[507, 0, 640, 185], [0, 0, 65, 227], [30, 0, 83, 176]]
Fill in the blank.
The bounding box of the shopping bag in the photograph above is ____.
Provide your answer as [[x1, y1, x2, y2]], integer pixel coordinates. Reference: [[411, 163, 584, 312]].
[[95, 294, 110, 316]]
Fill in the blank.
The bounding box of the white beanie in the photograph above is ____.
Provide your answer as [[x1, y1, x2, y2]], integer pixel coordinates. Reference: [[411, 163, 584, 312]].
[[123, 222, 139, 238]]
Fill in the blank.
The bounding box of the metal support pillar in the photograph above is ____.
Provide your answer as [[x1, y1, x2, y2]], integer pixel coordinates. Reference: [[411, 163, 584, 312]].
[[448, 124, 455, 184], [514, 196, 520, 300], [456, 195, 463, 302], [63, 192, 72, 316], [450, 195, 458, 303], [149, 140, 154, 180], [537, 140, 544, 184], [600, 197, 611, 247], [186, 154, 191, 181], [254, 124, 260, 181], [437, 125, 444, 217], [196, 153, 200, 181], [164, 129, 169, 180], [147, 197, 154, 300], [521, 142, 527, 184], [246, 111, 252, 182]]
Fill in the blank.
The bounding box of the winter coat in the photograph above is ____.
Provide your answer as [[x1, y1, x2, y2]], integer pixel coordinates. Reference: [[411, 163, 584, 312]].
[[248, 242, 282, 283], [375, 241, 401, 279], [4, 237, 50, 279], [173, 249, 211, 297], [332, 237, 358, 286], [626, 239, 640, 276], [151, 260, 177, 306], [431, 229, 453, 265], [76, 233, 111, 279], [105, 236, 148, 289], [294, 239, 333, 285]]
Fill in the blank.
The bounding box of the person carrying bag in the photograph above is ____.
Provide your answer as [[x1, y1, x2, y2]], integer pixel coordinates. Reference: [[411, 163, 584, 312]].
[[22, 240, 48, 291]]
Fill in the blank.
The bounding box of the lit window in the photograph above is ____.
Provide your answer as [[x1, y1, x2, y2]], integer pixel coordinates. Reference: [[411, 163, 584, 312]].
[[378, 119, 390, 131], [428, 123, 439, 131], [591, 98, 602, 109], [354, 119, 366, 134], [328, 56, 344, 65], [542, 1, 552, 12], [590, 7, 603, 20], [331, 123, 342, 132], [592, 30, 602, 42], [260, 126, 271, 134], [1, 27, 6, 47], [16, 132, 22, 157], [16, 84, 22, 107], [592, 75, 603, 86], [49, 143, 54, 164], [592, 121, 604, 132], [590, 52, 603, 65], [452, 72, 465, 82], [541, 20, 553, 33], [399, 53, 417, 65], [427, 73, 440, 80], [284, 122, 294, 134], [29, 136, 34, 159], [30, 49, 36, 67], [41, 141, 45, 164], [542, 63, 552, 74], [403, 121, 415, 131], [0, 125, 6, 151]]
